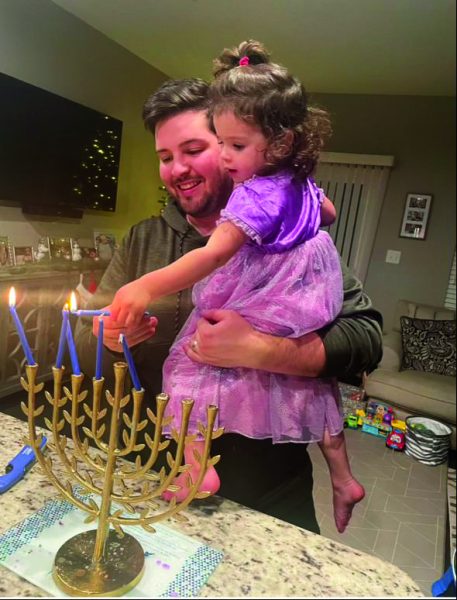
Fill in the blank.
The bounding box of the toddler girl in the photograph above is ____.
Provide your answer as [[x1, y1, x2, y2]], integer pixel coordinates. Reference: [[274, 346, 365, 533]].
[[110, 40, 365, 533]]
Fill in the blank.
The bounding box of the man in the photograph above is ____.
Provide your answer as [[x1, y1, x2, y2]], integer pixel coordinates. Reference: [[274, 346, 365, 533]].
[[75, 78, 382, 533]]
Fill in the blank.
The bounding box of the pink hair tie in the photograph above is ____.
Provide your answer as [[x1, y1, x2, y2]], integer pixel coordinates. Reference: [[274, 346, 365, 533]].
[[239, 56, 250, 66]]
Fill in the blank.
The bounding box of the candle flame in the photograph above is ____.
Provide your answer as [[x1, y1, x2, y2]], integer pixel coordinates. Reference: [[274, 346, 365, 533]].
[[69, 292, 78, 312], [8, 287, 16, 307]]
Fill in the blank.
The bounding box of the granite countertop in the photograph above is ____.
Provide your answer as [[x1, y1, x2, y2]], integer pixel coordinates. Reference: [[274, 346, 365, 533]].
[[0, 411, 423, 598]]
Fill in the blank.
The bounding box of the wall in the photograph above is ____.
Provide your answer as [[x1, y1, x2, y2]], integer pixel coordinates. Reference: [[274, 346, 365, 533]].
[[313, 93, 456, 330], [0, 0, 167, 249]]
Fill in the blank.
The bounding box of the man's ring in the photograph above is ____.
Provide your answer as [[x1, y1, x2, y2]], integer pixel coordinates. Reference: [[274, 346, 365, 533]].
[[191, 340, 198, 352]]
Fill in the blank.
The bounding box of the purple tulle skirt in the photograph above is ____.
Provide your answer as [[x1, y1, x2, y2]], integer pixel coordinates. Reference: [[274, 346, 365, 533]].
[[163, 231, 344, 443]]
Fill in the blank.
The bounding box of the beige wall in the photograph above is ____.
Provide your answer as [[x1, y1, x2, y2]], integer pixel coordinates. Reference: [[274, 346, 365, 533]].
[[0, 0, 167, 247], [313, 93, 456, 330]]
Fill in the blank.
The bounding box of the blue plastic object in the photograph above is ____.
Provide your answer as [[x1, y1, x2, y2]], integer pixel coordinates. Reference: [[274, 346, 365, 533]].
[[0, 437, 47, 494], [432, 561, 456, 597]]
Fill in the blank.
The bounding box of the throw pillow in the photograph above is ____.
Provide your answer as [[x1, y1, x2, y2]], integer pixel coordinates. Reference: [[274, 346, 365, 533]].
[[400, 316, 456, 376]]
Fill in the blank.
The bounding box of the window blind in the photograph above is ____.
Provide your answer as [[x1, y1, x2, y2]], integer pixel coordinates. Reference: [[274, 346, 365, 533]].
[[444, 250, 456, 310]]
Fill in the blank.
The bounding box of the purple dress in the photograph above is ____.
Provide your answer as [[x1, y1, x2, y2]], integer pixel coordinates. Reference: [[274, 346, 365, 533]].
[[163, 171, 344, 443]]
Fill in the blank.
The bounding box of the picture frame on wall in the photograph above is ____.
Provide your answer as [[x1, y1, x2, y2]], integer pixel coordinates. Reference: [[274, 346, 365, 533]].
[[0, 236, 13, 267], [399, 193, 433, 240], [13, 245, 34, 265]]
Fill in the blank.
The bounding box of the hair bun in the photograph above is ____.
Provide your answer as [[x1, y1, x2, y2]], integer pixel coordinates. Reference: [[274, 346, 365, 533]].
[[212, 39, 271, 78]]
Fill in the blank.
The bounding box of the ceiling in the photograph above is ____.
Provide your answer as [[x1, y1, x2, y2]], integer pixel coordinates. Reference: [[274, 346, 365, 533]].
[[51, 0, 456, 97]]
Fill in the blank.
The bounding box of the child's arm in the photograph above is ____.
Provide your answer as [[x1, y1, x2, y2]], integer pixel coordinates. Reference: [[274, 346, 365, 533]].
[[109, 221, 247, 326], [320, 196, 337, 226]]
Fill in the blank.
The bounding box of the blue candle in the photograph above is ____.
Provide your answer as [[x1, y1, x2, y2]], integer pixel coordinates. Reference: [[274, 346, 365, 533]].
[[65, 320, 81, 375], [8, 287, 36, 366], [119, 334, 142, 391], [72, 309, 151, 318], [73, 309, 111, 317], [95, 317, 104, 380], [55, 304, 69, 369]]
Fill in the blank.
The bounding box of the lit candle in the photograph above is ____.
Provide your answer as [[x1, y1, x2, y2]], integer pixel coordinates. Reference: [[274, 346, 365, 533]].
[[8, 287, 36, 366], [55, 303, 69, 369], [66, 292, 81, 375], [119, 334, 142, 391], [95, 317, 104, 380]]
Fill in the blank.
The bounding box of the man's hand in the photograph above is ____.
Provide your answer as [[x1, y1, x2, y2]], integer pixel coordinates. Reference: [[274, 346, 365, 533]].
[[92, 307, 158, 352], [184, 309, 260, 369], [109, 280, 152, 327], [185, 309, 326, 377]]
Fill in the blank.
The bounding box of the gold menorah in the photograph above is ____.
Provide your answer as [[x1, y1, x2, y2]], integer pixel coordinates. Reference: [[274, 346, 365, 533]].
[[20, 361, 223, 597]]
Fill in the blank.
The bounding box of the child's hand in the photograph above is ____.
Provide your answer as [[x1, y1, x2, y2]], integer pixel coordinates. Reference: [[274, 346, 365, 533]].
[[109, 281, 151, 327], [93, 308, 158, 352]]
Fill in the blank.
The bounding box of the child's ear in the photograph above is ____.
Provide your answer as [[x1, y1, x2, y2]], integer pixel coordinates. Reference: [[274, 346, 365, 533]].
[[283, 129, 294, 151]]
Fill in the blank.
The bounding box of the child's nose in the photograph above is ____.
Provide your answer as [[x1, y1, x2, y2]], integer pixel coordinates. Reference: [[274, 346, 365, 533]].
[[220, 147, 231, 163]]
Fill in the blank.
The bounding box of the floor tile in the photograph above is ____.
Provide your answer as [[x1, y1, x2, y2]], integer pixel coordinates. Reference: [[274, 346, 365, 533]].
[[372, 529, 398, 562], [310, 425, 449, 596]]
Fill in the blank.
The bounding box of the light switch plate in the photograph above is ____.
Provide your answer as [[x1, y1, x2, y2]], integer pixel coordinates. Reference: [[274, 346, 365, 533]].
[[386, 249, 401, 264]]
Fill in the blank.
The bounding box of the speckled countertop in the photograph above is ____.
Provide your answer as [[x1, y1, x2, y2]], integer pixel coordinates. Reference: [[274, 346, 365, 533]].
[[0, 412, 423, 597]]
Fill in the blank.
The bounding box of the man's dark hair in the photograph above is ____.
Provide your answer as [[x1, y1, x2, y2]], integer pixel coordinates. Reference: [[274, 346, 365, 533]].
[[142, 78, 211, 134]]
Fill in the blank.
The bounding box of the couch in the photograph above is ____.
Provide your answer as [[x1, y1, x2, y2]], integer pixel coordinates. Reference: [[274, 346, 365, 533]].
[[365, 299, 456, 449]]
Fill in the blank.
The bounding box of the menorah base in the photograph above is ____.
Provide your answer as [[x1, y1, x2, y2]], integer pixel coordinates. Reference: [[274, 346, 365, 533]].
[[52, 529, 145, 597]]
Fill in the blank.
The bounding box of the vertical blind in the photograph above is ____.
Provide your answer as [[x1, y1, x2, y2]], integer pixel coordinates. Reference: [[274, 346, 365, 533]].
[[315, 153, 394, 282], [444, 250, 456, 310]]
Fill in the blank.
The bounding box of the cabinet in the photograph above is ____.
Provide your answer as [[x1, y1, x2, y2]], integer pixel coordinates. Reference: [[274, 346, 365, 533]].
[[0, 264, 105, 398]]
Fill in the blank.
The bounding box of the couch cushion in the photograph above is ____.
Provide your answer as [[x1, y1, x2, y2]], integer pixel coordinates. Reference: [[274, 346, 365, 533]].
[[400, 317, 456, 376], [365, 368, 456, 424], [393, 300, 455, 333]]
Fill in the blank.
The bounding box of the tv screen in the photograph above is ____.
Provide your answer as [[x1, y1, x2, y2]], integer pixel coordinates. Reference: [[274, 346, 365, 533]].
[[0, 72, 122, 217]]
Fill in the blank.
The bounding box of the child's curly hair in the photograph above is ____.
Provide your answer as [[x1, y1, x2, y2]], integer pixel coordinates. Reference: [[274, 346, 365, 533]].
[[210, 40, 331, 180]]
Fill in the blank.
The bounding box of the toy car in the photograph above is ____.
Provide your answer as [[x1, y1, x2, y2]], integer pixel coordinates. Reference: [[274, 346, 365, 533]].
[[386, 429, 405, 451]]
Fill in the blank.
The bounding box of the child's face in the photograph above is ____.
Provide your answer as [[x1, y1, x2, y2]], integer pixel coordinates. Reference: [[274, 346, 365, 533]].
[[213, 111, 268, 184]]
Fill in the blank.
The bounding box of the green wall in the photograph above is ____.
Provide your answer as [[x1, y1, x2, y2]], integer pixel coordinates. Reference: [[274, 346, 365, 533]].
[[0, 0, 167, 246]]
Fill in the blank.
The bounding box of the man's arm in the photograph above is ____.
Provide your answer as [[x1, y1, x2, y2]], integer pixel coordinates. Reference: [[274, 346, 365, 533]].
[[186, 262, 383, 379], [318, 262, 383, 379]]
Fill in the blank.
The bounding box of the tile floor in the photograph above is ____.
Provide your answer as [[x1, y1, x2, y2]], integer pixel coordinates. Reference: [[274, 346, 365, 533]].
[[308, 428, 448, 596]]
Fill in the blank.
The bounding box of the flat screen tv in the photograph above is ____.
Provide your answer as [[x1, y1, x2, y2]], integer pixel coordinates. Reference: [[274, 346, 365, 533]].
[[0, 72, 123, 218]]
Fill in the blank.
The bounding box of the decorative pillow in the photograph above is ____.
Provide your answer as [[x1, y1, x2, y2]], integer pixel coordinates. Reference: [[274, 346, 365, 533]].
[[400, 317, 456, 376]]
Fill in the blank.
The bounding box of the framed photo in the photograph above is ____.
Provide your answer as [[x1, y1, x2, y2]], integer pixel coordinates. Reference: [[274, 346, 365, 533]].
[[399, 193, 433, 239], [13, 245, 34, 265], [94, 231, 117, 261], [0, 236, 13, 267], [49, 237, 72, 260], [34, 236, 51, 261]]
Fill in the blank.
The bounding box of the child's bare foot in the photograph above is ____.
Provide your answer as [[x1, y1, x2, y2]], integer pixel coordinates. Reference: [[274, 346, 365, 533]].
[[333, 478, 365, 533], [162, 463, 220, 503]]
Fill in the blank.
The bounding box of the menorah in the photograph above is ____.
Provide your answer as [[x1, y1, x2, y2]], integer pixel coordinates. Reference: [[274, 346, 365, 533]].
[[20, 361, 223, 597]]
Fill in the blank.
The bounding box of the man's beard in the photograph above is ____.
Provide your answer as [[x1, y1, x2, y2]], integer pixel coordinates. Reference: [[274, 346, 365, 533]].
[[170, 173, 233, 218]]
